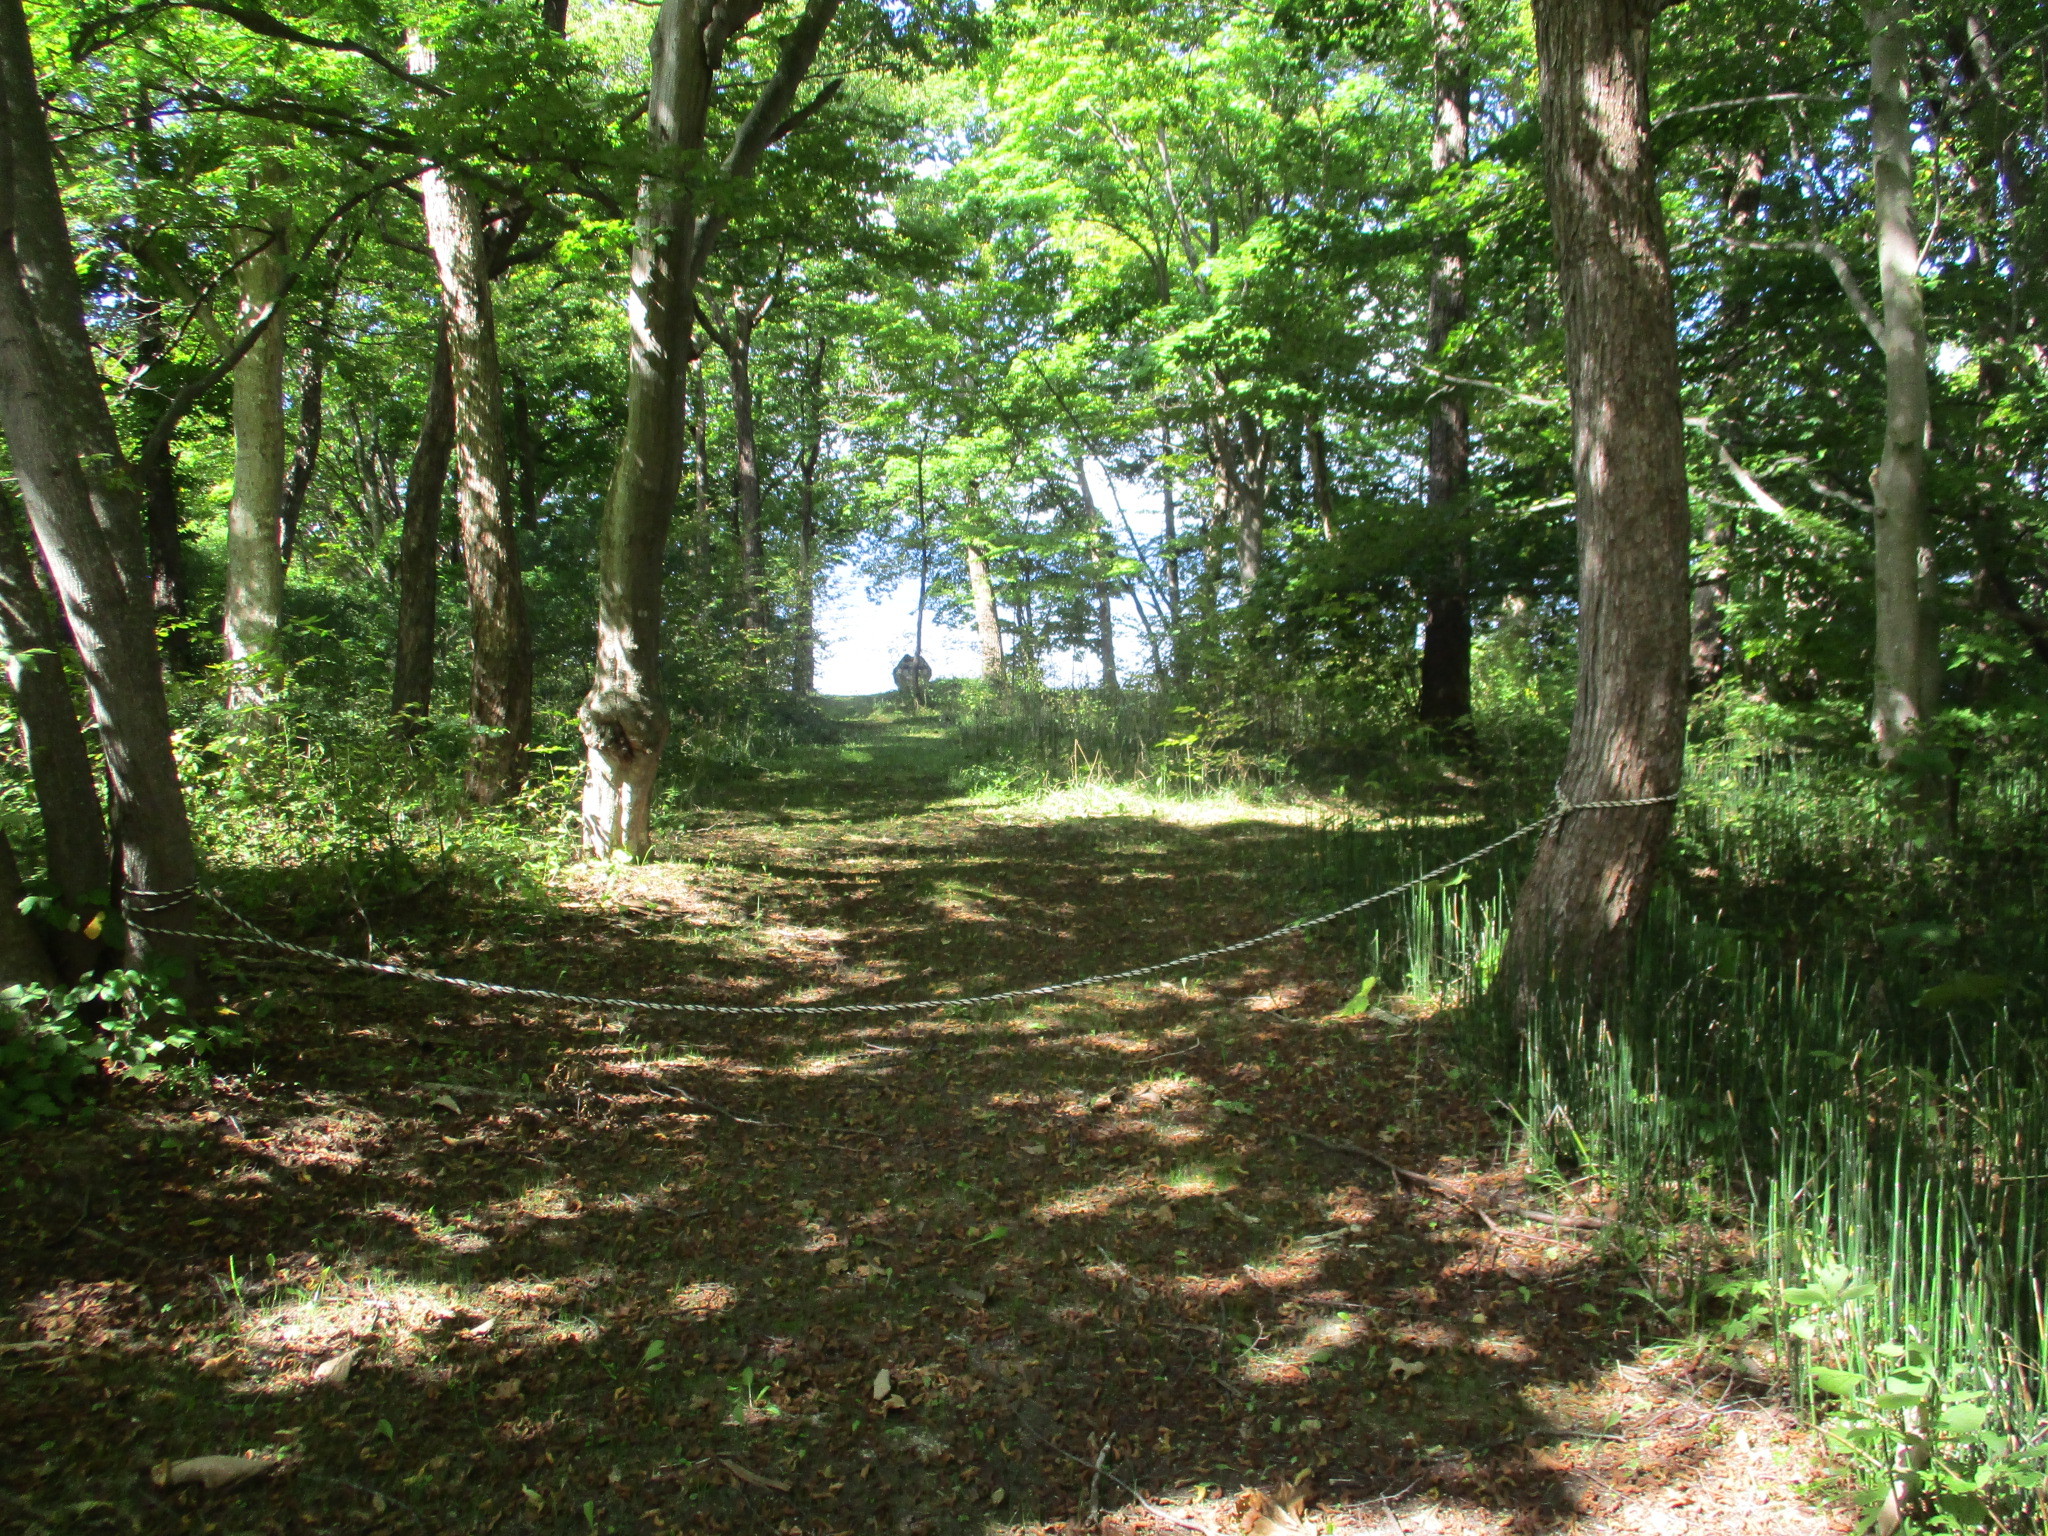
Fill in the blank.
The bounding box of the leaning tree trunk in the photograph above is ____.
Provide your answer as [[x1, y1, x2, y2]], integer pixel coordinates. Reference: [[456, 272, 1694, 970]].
[[1499, 0, 1690, 1003], [223, 216, 288, 711], [1419, 0, 1474, 731], [0, 0, 199, 982], [582, 0, 841, 858], [391, 321, 455, 735], [1867, 1, 1937, 763], [421, 159, 533, 805], [0, 486, 108, 979]]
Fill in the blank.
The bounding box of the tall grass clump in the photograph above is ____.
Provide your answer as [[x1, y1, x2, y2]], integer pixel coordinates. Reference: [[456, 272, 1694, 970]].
[[1309, 724, 2048, 1528]]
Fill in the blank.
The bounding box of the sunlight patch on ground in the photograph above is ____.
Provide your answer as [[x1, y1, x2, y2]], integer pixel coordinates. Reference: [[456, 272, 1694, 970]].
[[966, 781, 1330, 827], [1030, 1169, 1150, 1220], [670, 1281, 739, 1316]]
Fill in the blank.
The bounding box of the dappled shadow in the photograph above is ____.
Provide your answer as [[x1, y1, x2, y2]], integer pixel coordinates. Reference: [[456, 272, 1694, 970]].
[[0, 712, 1844, 1535]]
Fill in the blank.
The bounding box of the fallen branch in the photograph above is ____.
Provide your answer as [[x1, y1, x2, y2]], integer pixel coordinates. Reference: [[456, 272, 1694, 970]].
[[1278, 1122, 1611, 1233]]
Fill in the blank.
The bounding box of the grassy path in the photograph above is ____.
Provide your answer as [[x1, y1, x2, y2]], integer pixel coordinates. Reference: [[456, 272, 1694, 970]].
[[2, 706, 1847, 1534]]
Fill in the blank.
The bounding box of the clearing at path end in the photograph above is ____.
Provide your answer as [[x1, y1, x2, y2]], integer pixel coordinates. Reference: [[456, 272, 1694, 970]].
[[2, 706, 1850, 1534]]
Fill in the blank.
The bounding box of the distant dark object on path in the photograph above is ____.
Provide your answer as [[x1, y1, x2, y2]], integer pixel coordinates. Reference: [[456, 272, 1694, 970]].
[[892, 653, 932, 706]]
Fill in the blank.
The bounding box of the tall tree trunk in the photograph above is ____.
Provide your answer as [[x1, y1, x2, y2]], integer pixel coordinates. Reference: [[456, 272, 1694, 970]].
[[967, 542, 1004, 683], [1500, 0, 1689, 1001], [1208, 414, 1265, 585], [1074, 458, 1118, 692], [280, 341, 322, 568], [420, 151, 533, 805], [791, 339, 824, 696], [1306, 419, 1336, 542], [391, 322, 455, 734], [1867, 2, 1937, 763], [223, 216, 288, 710], [0, 0, 199, 980], [720, 304, 767, 633], [509, 369, 542, 533], [582, 0, 841, 858], [133, 298, 191, 666], [1419, 0, 1473, 730], [0, 486, 107, 979], [1159, 421, 1181, 625]]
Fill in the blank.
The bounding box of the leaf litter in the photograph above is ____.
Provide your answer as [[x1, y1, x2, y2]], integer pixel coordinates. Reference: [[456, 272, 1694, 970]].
[[0, 710, 1853, 1533]]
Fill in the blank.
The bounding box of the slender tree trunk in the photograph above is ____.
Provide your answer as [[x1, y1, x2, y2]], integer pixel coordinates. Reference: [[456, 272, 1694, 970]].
[[223, 217, 288, 710], [1306, 420, 1336, 542], [392, 321, 455, 734], [1074, 458, 1118, 691], [690, 357, 713, 574], [421, 152, 533, 805], [1208, 414, 1265, 585], [722, 306, 767, 634], [0, 0, 198, 980], [509, 369, 541, 534], [792, 340, 824, 696], [1159, 422, 1180, 624], [0, 486, 107, 978], [1500, 0, 1689, 1001], [1419, 0, 1473, 730], [280, 342, 322, 568], [133, 299, 191, 666], [1867, 2, 1937, 763]]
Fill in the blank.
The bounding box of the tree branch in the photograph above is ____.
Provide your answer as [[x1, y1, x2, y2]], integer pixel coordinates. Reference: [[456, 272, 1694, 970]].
[[1727, 236, 1883, 345], [1653, 92, 1839, 129]]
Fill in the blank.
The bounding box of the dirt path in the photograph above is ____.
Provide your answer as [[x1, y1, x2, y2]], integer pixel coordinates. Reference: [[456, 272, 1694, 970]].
[[1, 707, 1849, 1535]]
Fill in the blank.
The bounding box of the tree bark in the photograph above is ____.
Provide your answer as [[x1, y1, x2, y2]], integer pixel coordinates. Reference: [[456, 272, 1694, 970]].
[[967, 542, 1004, 683], [509, 368, 541, 534], [0, 486, 107, 978], [223, 216, 288, 710], [792, 337, 825, 696], [133, 298, 191, 663], [0, 828, 58, 990], [1867, 2, 1937, 763], [280, 342, 323, 568], [421, 157, 533, 804], [1500, 0, 1690, 1001], [1306, 420, 1336, 542], [391, 321, 455, 734], [1208, 414, 1265, 586], [706, 297, 769, 634], [1419, 0, 1473, 730], [0, 0, 199, 981], [581, 0, 841, 858]]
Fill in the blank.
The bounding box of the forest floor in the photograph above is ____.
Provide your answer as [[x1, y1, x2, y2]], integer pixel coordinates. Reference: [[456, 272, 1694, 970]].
[[2, 704, 1855, 1536]]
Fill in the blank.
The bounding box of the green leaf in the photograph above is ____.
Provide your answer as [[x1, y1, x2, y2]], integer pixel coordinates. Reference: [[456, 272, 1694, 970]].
[[1334, 975, 1379, 1016], [1938, 1403, 1989, 1435], [1809, 1367, 1865, 1398]]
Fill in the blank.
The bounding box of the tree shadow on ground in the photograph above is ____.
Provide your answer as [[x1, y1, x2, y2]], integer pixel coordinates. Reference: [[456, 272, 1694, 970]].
[[0, 712, 1832, 1535]]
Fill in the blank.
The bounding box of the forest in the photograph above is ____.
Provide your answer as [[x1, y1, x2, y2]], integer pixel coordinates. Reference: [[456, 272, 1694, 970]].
[[3, 0, 2047, 1530]]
